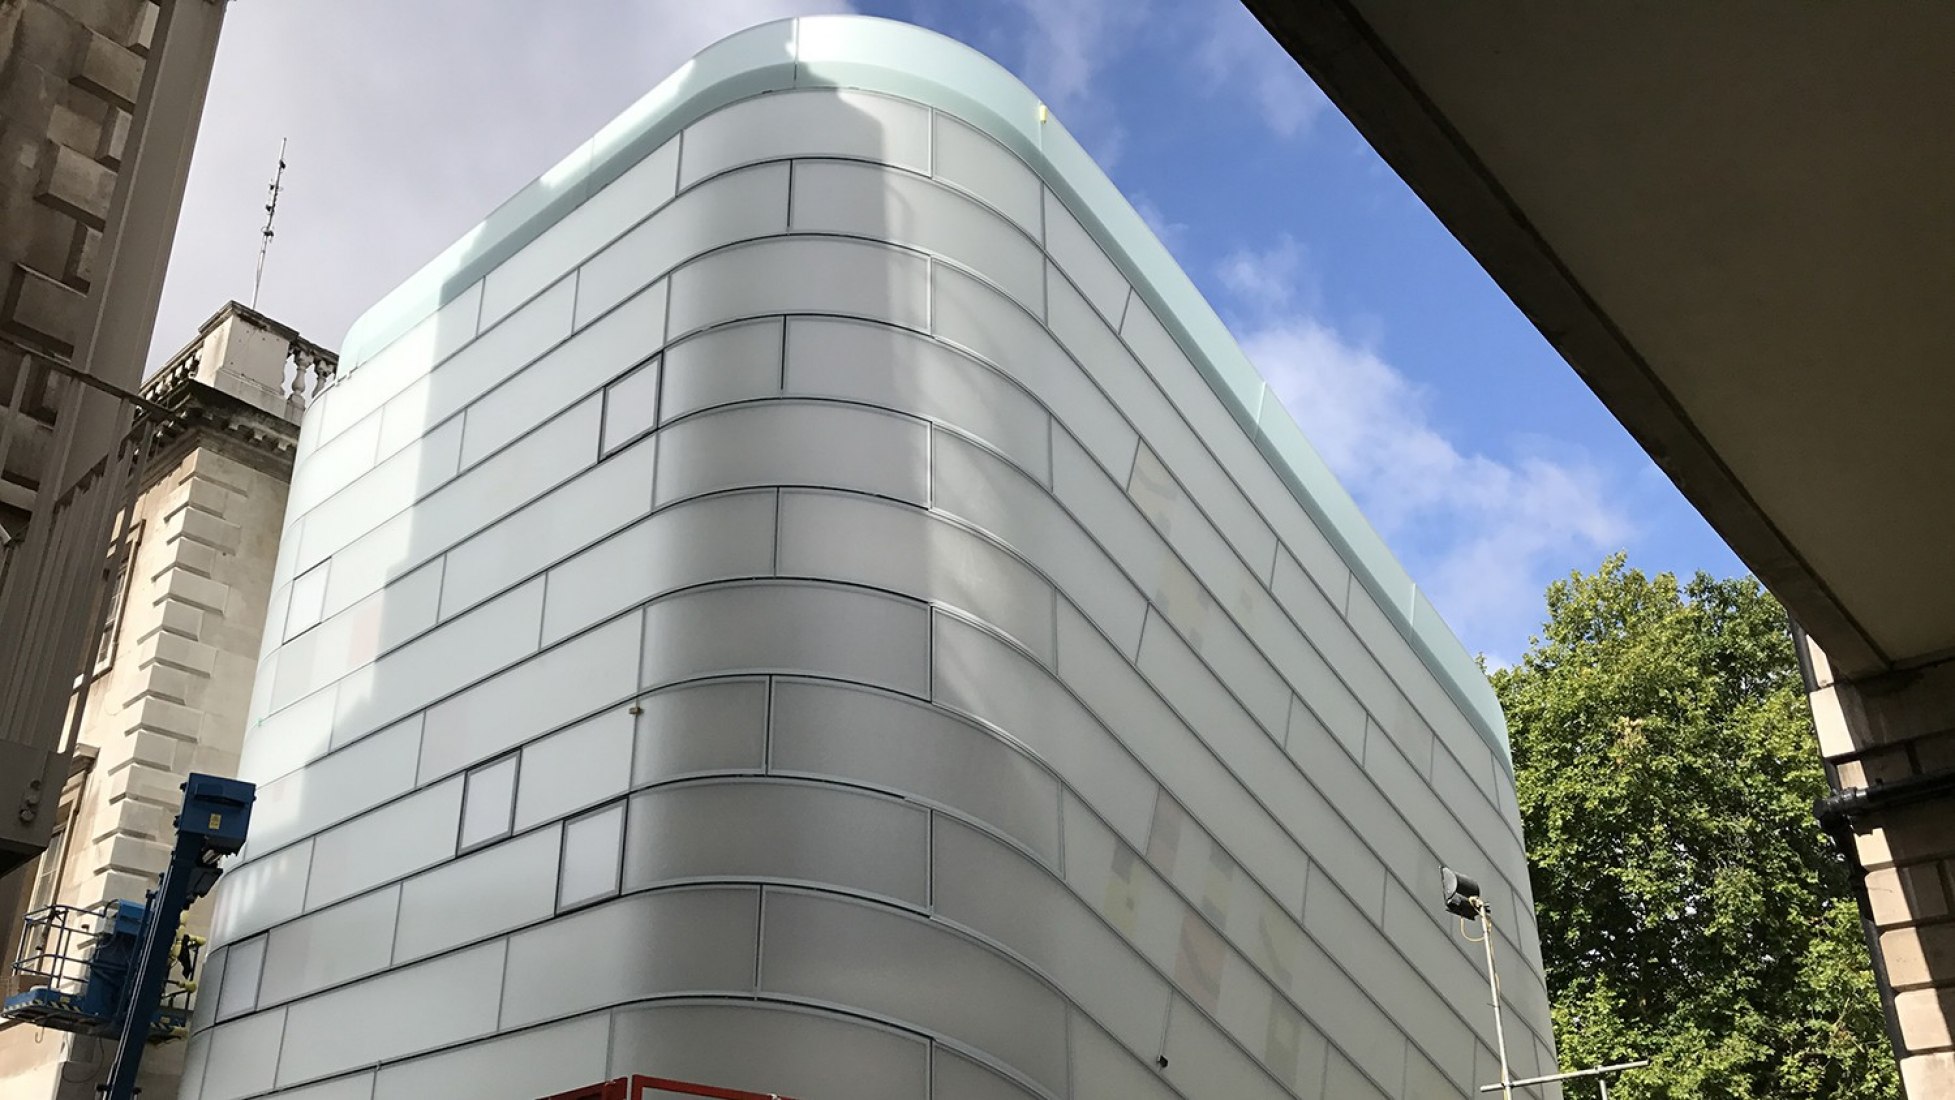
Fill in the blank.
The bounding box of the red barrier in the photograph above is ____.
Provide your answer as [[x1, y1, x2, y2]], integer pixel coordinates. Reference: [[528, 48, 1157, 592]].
[[537, 1075, 794, 1100]]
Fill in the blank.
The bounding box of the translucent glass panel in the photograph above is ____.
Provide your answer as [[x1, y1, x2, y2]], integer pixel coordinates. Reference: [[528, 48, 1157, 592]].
[[459, 755, 517, 850], [286, 402, 381, 525], [393, 824, 559, 964], [537, 490, 776, 646], [659, 317, 783, 423], [315, 281, 482, 445], [933, 815, 1171, 1057], [932, 112, 1040, 235], [934, 1050, 1042, 1100], [1054, 602, 1312, 913], [214, 933, 264, 1019], [461, 278, 665, 469], [575, 162, 789, 328], [189, 944, 225, 1034], [480, 135, 679, 329], [331, 577, 543, 741], [598, 357, 660, 457], [631, 678, 769, 785], [419, 611, 641, 782], [769, 679, 1061, 864], [1135, 610, 1393, 916], [667, 236, 929, 338], [270, 560, 442, 714], [931, 264, 1137, 477], [930, 430, 1147, 654], [438, 435, 657, 620], [276, 940, 507, 1088], [1046, 275, 1248, 551], [1117, 294, 1287, 545], [557, 802, 625, 910], [932, 612, 1155, 846], [295, 418, 461, 572], [761, 889, 1069, 1094], [784, 317, 1051, 482], [653, 400, 928, 506], [1059, 792, 1188, 982], [247, 713, 420, 853], [778, 490, 1056, 662], [610, 1001, 928, 1100], [1070, 1012, 1179, 1100], [305, 778, 461, 910], [602, 357, 660, 454], [322, 397, 600, 621], [621, 780, 928, 903], [1159, 997, 1296, 1100], [791, 160, 1042, 313], [677, 88, 929, 188], [1127, 442, 1275, 620], [1051, 429, 1287, 735], [500, 887, 759, 1028], [373, 1014, 609, 1100], [1302, 871, 1475, 1088], [284, 562, 328, 638], [259, 885, 399, 1007], [209, 838, 310, 944], [1222, 876, 1409, 1091], [642, 582, 930, 697], [201, 1007, 286, 1100], [513, 711, 632, 832], [1043, 190, 1129, 325]]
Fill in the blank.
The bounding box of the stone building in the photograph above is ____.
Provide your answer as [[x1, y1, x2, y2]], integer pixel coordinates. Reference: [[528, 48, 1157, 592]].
[[0, 0, 231, 909], [0, 301, 333, 1100]]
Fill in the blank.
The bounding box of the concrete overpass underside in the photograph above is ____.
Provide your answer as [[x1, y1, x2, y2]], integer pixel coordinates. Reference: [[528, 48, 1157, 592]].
[[1240, 3, 1955, 1094]]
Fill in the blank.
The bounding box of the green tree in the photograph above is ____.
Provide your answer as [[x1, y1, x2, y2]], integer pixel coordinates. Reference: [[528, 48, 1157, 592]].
[[1490, 554, 1897, 1099]]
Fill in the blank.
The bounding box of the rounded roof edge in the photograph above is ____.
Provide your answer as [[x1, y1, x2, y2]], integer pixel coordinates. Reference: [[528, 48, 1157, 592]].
[[336, 14, 1514, 768]]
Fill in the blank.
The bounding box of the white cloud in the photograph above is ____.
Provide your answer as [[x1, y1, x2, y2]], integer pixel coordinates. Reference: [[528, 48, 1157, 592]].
[[1221, 242, 1630, 654], [1217, 234, 1303, 312], [1006, 0, 1147, 112], [1194, 0, 1329, 138], [151, 0, 852, 368], [1132, 194, 1190, 255], [1001, 0, 1146, 168]]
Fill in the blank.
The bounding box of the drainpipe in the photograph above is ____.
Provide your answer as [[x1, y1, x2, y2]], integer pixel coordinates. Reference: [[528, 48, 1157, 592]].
[[1792, 620, 1914, 1092]]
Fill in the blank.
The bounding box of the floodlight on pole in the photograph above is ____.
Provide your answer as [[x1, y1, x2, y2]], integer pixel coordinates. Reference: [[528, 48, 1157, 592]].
[[1442, 866, 1513, 1098], [1440, 865, 1648, 1098]]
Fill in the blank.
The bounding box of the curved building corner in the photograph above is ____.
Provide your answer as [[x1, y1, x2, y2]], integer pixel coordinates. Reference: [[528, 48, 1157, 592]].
[[188, 16, 1557, 1100]]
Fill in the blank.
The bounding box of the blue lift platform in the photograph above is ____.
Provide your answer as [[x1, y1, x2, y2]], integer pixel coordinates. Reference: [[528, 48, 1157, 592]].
[[3, 773, 254, 1099]]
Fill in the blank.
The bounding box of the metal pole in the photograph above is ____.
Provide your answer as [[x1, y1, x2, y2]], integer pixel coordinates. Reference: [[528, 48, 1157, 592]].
[[251, 137, 287, 310], [1479, 903, 1513, 1100]]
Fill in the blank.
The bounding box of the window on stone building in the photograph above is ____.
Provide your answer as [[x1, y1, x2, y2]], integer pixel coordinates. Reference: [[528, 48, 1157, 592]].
[[25, 754, 91, 914], [91, 523, 141, 674], [26, 824, 67, 914]]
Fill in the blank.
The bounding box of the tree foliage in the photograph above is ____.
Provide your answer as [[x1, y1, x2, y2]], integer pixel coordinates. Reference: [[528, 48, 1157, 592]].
[[1490, 554, 1897, 1099]]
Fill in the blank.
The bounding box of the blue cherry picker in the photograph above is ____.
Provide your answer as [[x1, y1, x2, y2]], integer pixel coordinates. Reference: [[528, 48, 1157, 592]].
[[3, 773, 255, 1099]]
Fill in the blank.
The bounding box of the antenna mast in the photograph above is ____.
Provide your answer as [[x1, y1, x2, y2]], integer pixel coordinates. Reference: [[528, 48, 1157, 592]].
[[251, 138, 288, 310]]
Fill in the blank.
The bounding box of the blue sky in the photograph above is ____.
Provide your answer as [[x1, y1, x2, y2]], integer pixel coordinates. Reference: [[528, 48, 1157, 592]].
[[153, 0, 1744, 666], [870, 0, 1745, 662]]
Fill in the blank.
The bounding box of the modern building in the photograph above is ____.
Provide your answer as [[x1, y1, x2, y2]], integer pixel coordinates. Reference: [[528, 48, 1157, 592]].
[[1238, 4, 1955, 1093], [188, 17, 1556, 1100], [0, 301, 334, 1100], [0, 0, 231, 916]]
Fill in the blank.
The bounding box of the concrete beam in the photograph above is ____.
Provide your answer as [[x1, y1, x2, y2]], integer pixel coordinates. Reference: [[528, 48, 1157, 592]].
[[1239, 0, 1889, 677]]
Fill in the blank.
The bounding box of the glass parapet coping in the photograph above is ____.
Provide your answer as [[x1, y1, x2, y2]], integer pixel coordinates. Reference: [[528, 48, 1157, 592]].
[[336, 14, 1512, 767]]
